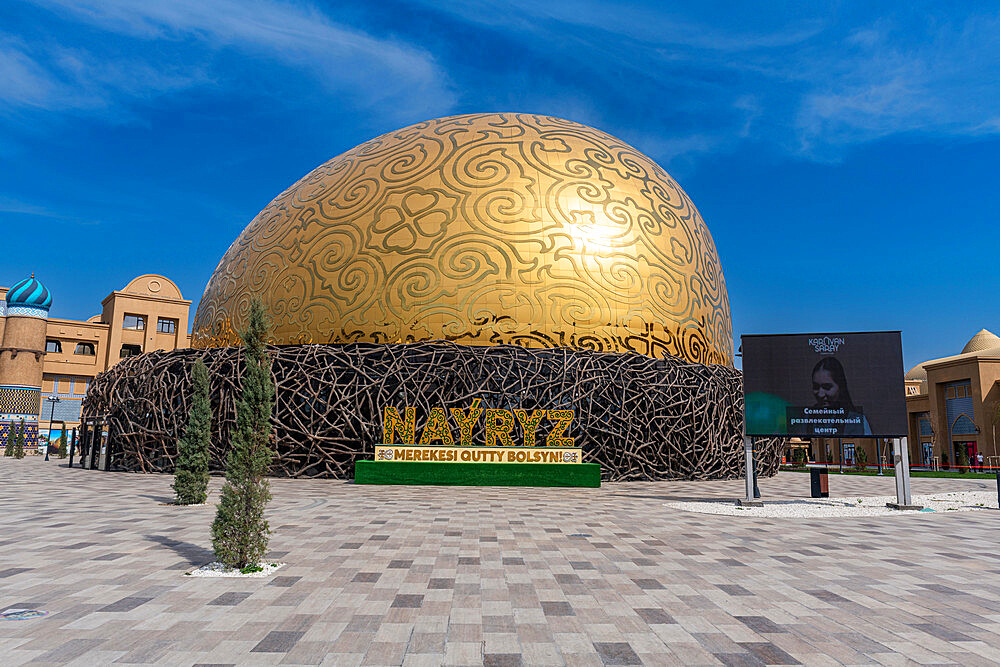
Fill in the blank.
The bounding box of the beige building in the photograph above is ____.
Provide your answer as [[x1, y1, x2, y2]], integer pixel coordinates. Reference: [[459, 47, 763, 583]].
[[809, 329, 1000, 470], [904, 329, 1000, 469], [0, 274, 191, 447]]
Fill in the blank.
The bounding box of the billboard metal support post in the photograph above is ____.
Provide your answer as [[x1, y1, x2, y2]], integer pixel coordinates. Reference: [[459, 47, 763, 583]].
[[887, 437, 922, 510], [737, 436, 763, 507], [752, 454, 760, 499]]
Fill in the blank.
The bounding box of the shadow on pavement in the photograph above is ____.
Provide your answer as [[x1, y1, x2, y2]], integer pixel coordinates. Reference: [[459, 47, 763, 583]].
[[144, 534, 214, 566]]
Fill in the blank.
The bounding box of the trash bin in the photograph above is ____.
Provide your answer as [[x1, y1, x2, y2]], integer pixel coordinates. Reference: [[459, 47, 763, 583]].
[[810, 466, 829, 498]]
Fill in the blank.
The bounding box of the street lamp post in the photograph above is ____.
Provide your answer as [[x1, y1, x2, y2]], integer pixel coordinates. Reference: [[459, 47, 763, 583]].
[[45, 396, 60, 461]]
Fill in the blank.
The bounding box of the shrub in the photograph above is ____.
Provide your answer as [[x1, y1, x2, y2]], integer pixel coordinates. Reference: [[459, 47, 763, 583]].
[[957, 447, 969, 474], [13, 420, 25, 459], [58, 430, 68, 458], [4, 421, 13, 457], [173, 359, 212, 505], [854, 445, 868, 472], [211, 299, 275, 569]]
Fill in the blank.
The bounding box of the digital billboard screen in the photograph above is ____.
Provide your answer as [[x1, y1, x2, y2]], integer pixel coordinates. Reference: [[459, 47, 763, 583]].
[[742, 331, 907, 438]]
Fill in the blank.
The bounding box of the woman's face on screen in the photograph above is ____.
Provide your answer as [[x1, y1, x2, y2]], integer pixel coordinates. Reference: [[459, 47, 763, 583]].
[[812, 368, 840, 407]]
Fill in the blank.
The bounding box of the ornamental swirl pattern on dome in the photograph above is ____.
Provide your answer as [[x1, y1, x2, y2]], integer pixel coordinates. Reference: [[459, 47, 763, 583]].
[[192, 113, 733, 365]]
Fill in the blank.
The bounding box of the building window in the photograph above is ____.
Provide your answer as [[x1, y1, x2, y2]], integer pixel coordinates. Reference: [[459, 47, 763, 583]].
[[45, 339, 62, 353], [74, 342, 96, 356], [123, 314, 145, 330], [157, 318, 177, 334], [946, 386, 956, 399], [120, 344, 142, 358]]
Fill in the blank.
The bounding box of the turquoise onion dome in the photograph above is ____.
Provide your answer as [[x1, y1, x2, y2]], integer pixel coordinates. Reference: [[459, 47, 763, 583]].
[[6, 275, 52, 310]]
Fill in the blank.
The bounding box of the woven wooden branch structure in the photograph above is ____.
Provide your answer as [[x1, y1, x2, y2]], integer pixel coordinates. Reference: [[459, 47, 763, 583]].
[[82, 342, 784, 480]]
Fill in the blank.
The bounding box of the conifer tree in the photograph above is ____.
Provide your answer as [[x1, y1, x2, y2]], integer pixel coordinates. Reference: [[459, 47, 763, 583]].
[[854, 444, 868, 472], [58, 430, 68, 458], [4, 421, 13, 457], [173, 358, 212, 505], [14, 420, 25, 459], [957, 446, 969, 473], [211, 299, 275, 569]]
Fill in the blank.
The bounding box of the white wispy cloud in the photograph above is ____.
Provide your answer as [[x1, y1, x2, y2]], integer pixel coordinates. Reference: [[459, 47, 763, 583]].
[[793, 18, 1000, 155], [0, 36, 205, 117], [11, 0, 455, 122], [0, 41, 60, 108], [0, 195, 60, 217], [421, 2, 1000, 161]]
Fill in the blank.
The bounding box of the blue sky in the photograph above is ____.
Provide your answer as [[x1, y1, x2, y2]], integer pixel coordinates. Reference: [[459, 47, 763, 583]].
[[1, 0, 997, 370]]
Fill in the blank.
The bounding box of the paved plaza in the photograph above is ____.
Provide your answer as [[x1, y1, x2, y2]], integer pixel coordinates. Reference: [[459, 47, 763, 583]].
[[2, 459, 1000, 665]]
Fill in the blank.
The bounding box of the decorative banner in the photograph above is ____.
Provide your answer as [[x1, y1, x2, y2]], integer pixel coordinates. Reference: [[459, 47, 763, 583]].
[[382, 401, 575, 448], [374, 445, 582, 464]]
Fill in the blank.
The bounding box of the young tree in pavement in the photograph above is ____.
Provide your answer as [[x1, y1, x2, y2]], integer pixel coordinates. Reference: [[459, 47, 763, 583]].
[[210, 299, 276, 570], [4, 421, 13, 457], [13, 420, 25, 459], [173, 358, 212, 505]]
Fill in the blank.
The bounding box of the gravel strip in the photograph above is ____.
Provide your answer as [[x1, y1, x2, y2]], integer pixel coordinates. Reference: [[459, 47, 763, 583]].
[[664, 491, 998, 518], [187, 562, 286, 578]]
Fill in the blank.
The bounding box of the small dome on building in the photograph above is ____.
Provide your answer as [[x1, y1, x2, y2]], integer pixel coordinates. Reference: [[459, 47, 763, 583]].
[[905, 363, 927, 381], [961, 329, 1000, 354], [6, 275, 51, 310]]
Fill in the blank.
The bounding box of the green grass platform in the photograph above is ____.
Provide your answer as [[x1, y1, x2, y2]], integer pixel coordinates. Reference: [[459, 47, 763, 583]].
[[354, 460, 601, 487]]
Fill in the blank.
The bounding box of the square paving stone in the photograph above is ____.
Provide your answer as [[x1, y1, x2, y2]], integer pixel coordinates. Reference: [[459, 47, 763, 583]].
[[738, 641, 800, 665], [208, 592, 252, 606], [734, 616, 787, 634], [541, 601, 575, 617], [593, 641, 642, 665], [634, 608, 675, 625], [269, 575, 302, 587], [0, 568, 32, 578], [250, 630, 305, 653], [98, 596, 152, 612], [392, 594, 424, 608]]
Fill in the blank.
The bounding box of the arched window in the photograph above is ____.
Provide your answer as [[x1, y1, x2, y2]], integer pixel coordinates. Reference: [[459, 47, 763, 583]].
[[45, 339, 62, 353], [74, 342, 96, 356], [951, 413, 977, 435]]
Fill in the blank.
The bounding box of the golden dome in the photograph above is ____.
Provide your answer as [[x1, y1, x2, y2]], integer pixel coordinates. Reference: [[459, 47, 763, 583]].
[[192, 113, 733, 365]]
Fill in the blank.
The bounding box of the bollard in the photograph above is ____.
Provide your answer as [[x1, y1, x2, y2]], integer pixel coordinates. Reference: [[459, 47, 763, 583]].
[[810, 466, 829, 498]]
